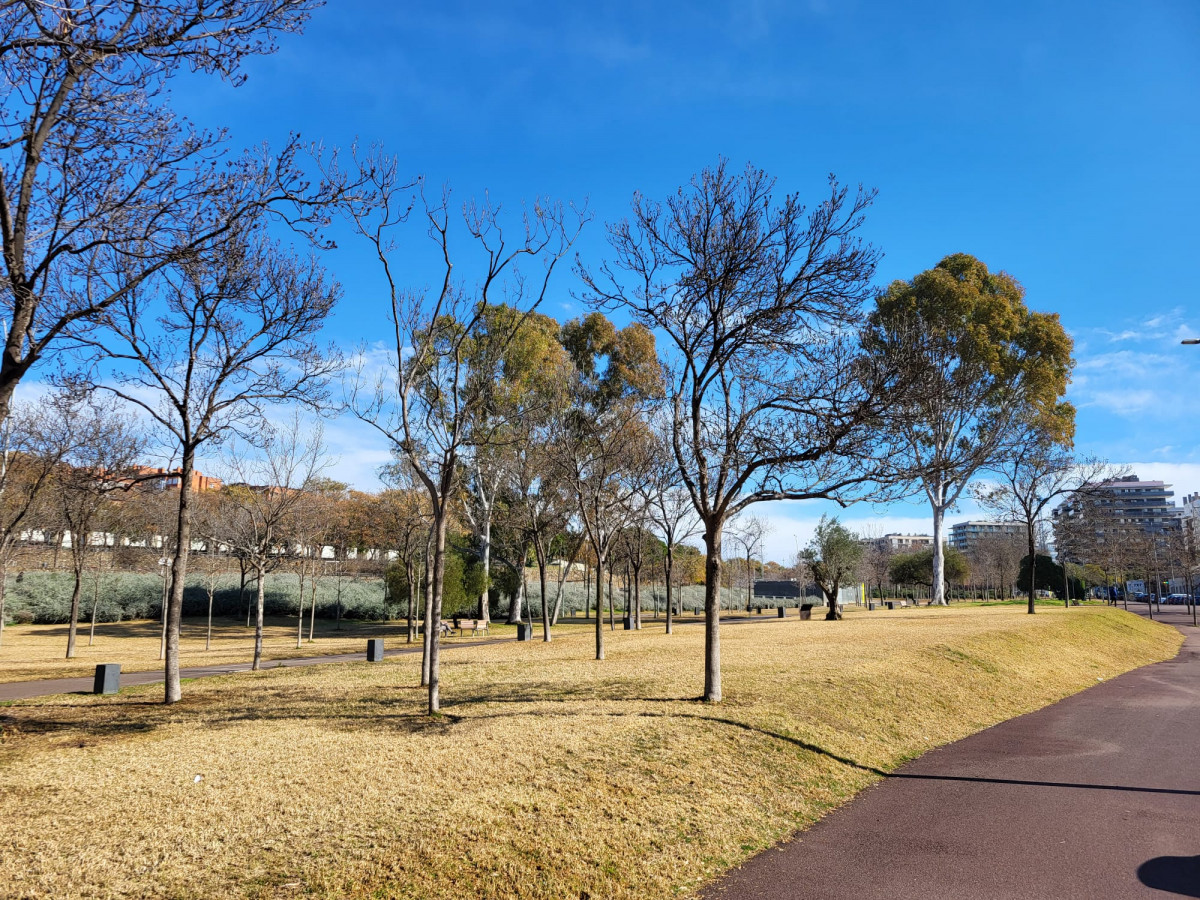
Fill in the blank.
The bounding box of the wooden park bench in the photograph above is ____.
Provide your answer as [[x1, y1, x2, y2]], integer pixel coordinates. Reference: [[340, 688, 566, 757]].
[[448, 618, 490, 637]]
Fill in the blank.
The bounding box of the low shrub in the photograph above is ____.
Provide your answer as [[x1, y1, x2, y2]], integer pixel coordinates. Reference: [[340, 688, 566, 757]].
[[1, 570, 391, 624]]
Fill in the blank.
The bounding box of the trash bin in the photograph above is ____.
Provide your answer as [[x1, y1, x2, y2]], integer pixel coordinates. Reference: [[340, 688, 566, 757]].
[[800, 604, 814, 621]]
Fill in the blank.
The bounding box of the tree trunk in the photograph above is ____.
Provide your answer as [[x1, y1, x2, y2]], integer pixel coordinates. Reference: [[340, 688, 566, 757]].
[[164, 449, 197, 704], [607, 567, 615, 631], [65, 551, 86, 658], [405, 563, 415, 643], [421, 537, 433, 687], [296, 564, 305, 649], [930, 493, 947, 606], [239, 560, 248, 624], [1026, 523, 1037, 615], [0, 551, 7, 648], [206, 570, 215, 651], [252, 566, 267, 669], [88, 563, 100, 645], [507, 549, 527, 624], [535, 540, 551, 642], [594, 554, 605, 661], [633, 563, 642, 629], [428, 510, 449, 714], [507, 576, 526, 625], [745, 550, 752, 612], [335, 566, 344, 630], [703, 522, 723, 702], [478, 506, 492, 624], [539, 559, 551, 642], [665, 549, 674, 635], [825, 578, 843, 620], [308, 559, 317, 641]]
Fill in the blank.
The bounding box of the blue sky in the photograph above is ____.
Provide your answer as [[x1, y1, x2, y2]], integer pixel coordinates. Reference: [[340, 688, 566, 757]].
[[89, 0, 1200, 561]]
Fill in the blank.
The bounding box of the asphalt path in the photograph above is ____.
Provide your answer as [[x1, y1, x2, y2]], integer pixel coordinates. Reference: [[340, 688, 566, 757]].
[[702, 604, 1200, 900], [0, 613, 800, 703], [0, 639, 500, 702]]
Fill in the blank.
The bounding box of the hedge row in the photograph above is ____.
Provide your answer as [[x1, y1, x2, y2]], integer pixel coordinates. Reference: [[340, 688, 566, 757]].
[[1, 571, 723, 626], [1, 571, 393, 625]]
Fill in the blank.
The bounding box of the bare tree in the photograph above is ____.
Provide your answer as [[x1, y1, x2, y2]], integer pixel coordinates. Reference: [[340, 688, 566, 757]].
[[0, 1, 330, 426], [554, 397, 652, 660], [77, 214, 340, 703], [974, 433, 1118, 614], [0, 397, 76, 644], [728, 514, 769, 612], [581, 160, 901, 701], [373, 482, 431, 642], [340, 149, 585, 713], [217, 418, 327, 670], [56, 396, 143, 657], [857, 527, 894, 603], [501, 430, 575, 641], [190, 490, 230, 651], [646, 441, 700, 636]]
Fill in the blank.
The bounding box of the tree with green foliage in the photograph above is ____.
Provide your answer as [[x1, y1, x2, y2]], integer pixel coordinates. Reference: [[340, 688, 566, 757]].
[[554, 313, 660, 659], [386, 538, 484, 618], [461, 303, 573, 625], [865, 253, 1075, 608], [1017, 554, 1085, 601], [887, 545, 969, 592], [802, 516, 863, 620]]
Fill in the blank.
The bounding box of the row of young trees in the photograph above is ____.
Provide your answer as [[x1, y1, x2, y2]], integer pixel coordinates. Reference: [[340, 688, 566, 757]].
[[0, 3, 1083, 712]]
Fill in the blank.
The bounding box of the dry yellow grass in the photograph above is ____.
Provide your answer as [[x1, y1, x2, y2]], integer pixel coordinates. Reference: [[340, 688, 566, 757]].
[[0, 606, 1181, 900], [0, 617, 509, 684]]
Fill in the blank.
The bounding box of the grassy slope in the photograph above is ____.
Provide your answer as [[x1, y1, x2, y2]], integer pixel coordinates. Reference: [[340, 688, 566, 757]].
[[0, 606, 1181, 900]]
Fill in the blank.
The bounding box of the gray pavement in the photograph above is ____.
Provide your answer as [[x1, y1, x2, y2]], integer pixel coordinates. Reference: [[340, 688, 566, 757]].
[[703, 604, 1200, 900], [0, 614, 794, 702], [0, 639, 499, 702]]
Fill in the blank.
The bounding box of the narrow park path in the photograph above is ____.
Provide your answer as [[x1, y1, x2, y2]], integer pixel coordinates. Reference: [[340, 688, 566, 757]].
[[0, 613, 792, 703], [702, 605, 1200, 900], [0, 639, 501, 702]]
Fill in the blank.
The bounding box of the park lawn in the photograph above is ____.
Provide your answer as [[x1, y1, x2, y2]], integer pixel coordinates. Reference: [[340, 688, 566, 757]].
[[0, 606, 1181, 900], [0, 617, 519, 684]]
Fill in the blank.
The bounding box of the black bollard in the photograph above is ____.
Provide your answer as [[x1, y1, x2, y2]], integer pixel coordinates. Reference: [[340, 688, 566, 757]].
[[93, 663, 120, 695]]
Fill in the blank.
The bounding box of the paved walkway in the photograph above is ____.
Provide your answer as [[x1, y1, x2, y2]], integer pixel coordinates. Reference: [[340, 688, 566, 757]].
[[0, 639, 500, 702], [0, 614, 799, 703], [703, 605, 1200, 900]]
